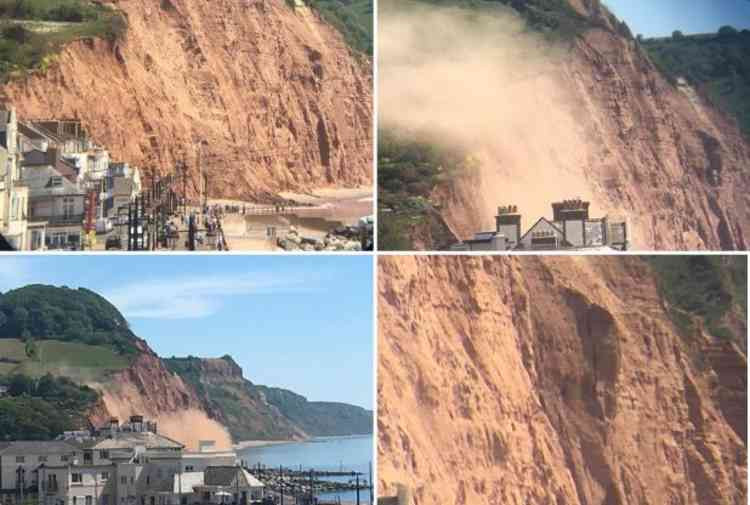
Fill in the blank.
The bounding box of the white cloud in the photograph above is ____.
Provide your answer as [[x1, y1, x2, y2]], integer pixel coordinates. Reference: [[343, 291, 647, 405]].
[[104, 271, 321, 320]]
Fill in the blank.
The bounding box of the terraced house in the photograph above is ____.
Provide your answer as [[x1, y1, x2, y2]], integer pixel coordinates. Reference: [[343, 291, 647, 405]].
[[0, 108, 142, 251], [0, 417, 264, 505]]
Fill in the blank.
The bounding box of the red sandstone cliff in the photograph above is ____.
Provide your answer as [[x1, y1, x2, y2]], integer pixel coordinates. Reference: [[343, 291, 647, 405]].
[[378, 256, 747, 504], [88, 338, 232, 449], [2, 0, 372, 201]]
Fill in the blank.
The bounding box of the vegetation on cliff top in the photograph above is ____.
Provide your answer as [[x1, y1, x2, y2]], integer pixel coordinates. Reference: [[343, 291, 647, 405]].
[[0, 0, 127, 81], [641, 28, 750, 138], [378, 130, 468, 250], [0, 373, 99, 440], [289, 0, 372, 55], [0, 284, 140, 355], [648, 256, 747, 350]]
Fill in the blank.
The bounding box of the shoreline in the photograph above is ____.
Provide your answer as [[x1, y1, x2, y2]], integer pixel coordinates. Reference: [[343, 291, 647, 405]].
[[234, 433, 374, 451], [233, 440, 297, 450]]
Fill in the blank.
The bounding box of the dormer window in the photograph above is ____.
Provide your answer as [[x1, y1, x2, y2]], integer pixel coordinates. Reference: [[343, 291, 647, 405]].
[[50, 177, 62, 187]]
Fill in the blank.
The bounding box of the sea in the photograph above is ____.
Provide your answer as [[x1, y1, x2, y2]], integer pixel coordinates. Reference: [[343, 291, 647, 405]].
[[238, 434, 373, 504]]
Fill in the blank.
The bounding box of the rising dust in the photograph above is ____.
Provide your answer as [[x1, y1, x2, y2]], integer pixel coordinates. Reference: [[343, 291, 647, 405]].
[[379, 1, 603, 229]]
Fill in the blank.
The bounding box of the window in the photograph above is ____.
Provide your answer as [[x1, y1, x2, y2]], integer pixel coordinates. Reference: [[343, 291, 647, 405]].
[[50, 177, 63, 187], [38, 456, 47, 463], [15, 456, 24, 463], [63, 197, 76, 219], [99, 451, 109, 459], [120, 477, 127, 485], [61, 455, 69, 462], [101, 472, 109, 481], [72, 473, 82, 484], [185, 466, 194, 472], [73, 497, 77, 505], [83, 451, 92, 464], [85, 496, 92, 505]]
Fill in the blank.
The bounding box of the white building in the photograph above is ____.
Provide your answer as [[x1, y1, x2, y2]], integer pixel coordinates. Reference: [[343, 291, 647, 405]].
[[1, 417, 260, 505], [0, 441, 82, 505], [0, 109, 29, 250]]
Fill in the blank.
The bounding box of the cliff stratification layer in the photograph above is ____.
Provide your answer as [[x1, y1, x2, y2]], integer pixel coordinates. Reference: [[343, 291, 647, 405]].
[[2, 0, 372, 200], [378, 256, 747, 505]]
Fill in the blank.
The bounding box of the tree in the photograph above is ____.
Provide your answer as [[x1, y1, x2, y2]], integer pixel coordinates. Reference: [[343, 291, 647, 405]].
[[672, 30, 684, 40], [718, 25, 738, 37], [24, 339, 37, 360]]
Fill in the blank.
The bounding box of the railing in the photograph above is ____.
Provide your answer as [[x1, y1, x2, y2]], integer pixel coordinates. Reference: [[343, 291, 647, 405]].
[[29, 213, 85, 226]]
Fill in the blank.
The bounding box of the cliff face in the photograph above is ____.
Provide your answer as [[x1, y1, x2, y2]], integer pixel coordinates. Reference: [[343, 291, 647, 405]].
[[163, 356, 307, 442], [432, 2, 750, 250], [378, 256, 747, 505], [89, 339, 232, 449], [164, 356, 373, 441], [2, 0, 372, 200]]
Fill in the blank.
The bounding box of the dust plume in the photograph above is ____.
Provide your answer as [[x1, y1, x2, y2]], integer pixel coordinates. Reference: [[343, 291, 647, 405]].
[[379, 2, 604, 233], [155, 409, 233, 450], [95, 385, 233, 450]]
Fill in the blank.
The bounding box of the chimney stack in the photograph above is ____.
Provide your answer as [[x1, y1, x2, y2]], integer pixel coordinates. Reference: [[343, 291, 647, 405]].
[[495, 205, 521, 247]]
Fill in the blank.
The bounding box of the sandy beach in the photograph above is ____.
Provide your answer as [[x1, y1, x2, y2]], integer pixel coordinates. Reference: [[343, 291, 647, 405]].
[[233, 440, 297, 450], [214, 187, 373, 251]]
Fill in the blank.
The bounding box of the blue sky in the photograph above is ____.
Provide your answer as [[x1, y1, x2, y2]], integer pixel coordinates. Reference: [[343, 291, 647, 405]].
[[604, 0, 750, 37], [0, 255, 374, 409]]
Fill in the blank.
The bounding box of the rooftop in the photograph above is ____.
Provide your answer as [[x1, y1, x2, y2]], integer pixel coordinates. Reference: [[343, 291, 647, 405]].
[[91, 432, 184, 451], [0, 441, 79, 455]]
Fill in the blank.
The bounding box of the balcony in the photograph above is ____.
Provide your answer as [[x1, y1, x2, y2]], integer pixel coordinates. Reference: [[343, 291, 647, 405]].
[[29, 213, 85, 227]]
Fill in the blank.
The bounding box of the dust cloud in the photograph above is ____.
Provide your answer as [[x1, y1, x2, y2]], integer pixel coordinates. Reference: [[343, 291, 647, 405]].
[[379, 1, 602, 231], [96, 387, 233, 450], [155, 409, 233, 450]]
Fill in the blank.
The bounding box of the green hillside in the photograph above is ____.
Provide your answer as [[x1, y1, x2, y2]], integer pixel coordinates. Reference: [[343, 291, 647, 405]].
[[255, 385, 373, 437], [641, 28, 750, 138], [0, 284, 140, 355], [0, 0, 126, 81], [0, 338, 130, 381], [0, 373, 99, 441]]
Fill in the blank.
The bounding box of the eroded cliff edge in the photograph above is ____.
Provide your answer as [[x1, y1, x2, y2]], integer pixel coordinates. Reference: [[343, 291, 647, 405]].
[[378, 256, 747, 505], [1, 0, 373, 200]]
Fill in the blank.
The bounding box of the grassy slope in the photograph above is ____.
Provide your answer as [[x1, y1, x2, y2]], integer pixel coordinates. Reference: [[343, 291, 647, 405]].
[[0, 338, 130, 381], [641, 30, 750, 138], [0, 285, 137, 440], [0, 0, 126, 81]]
